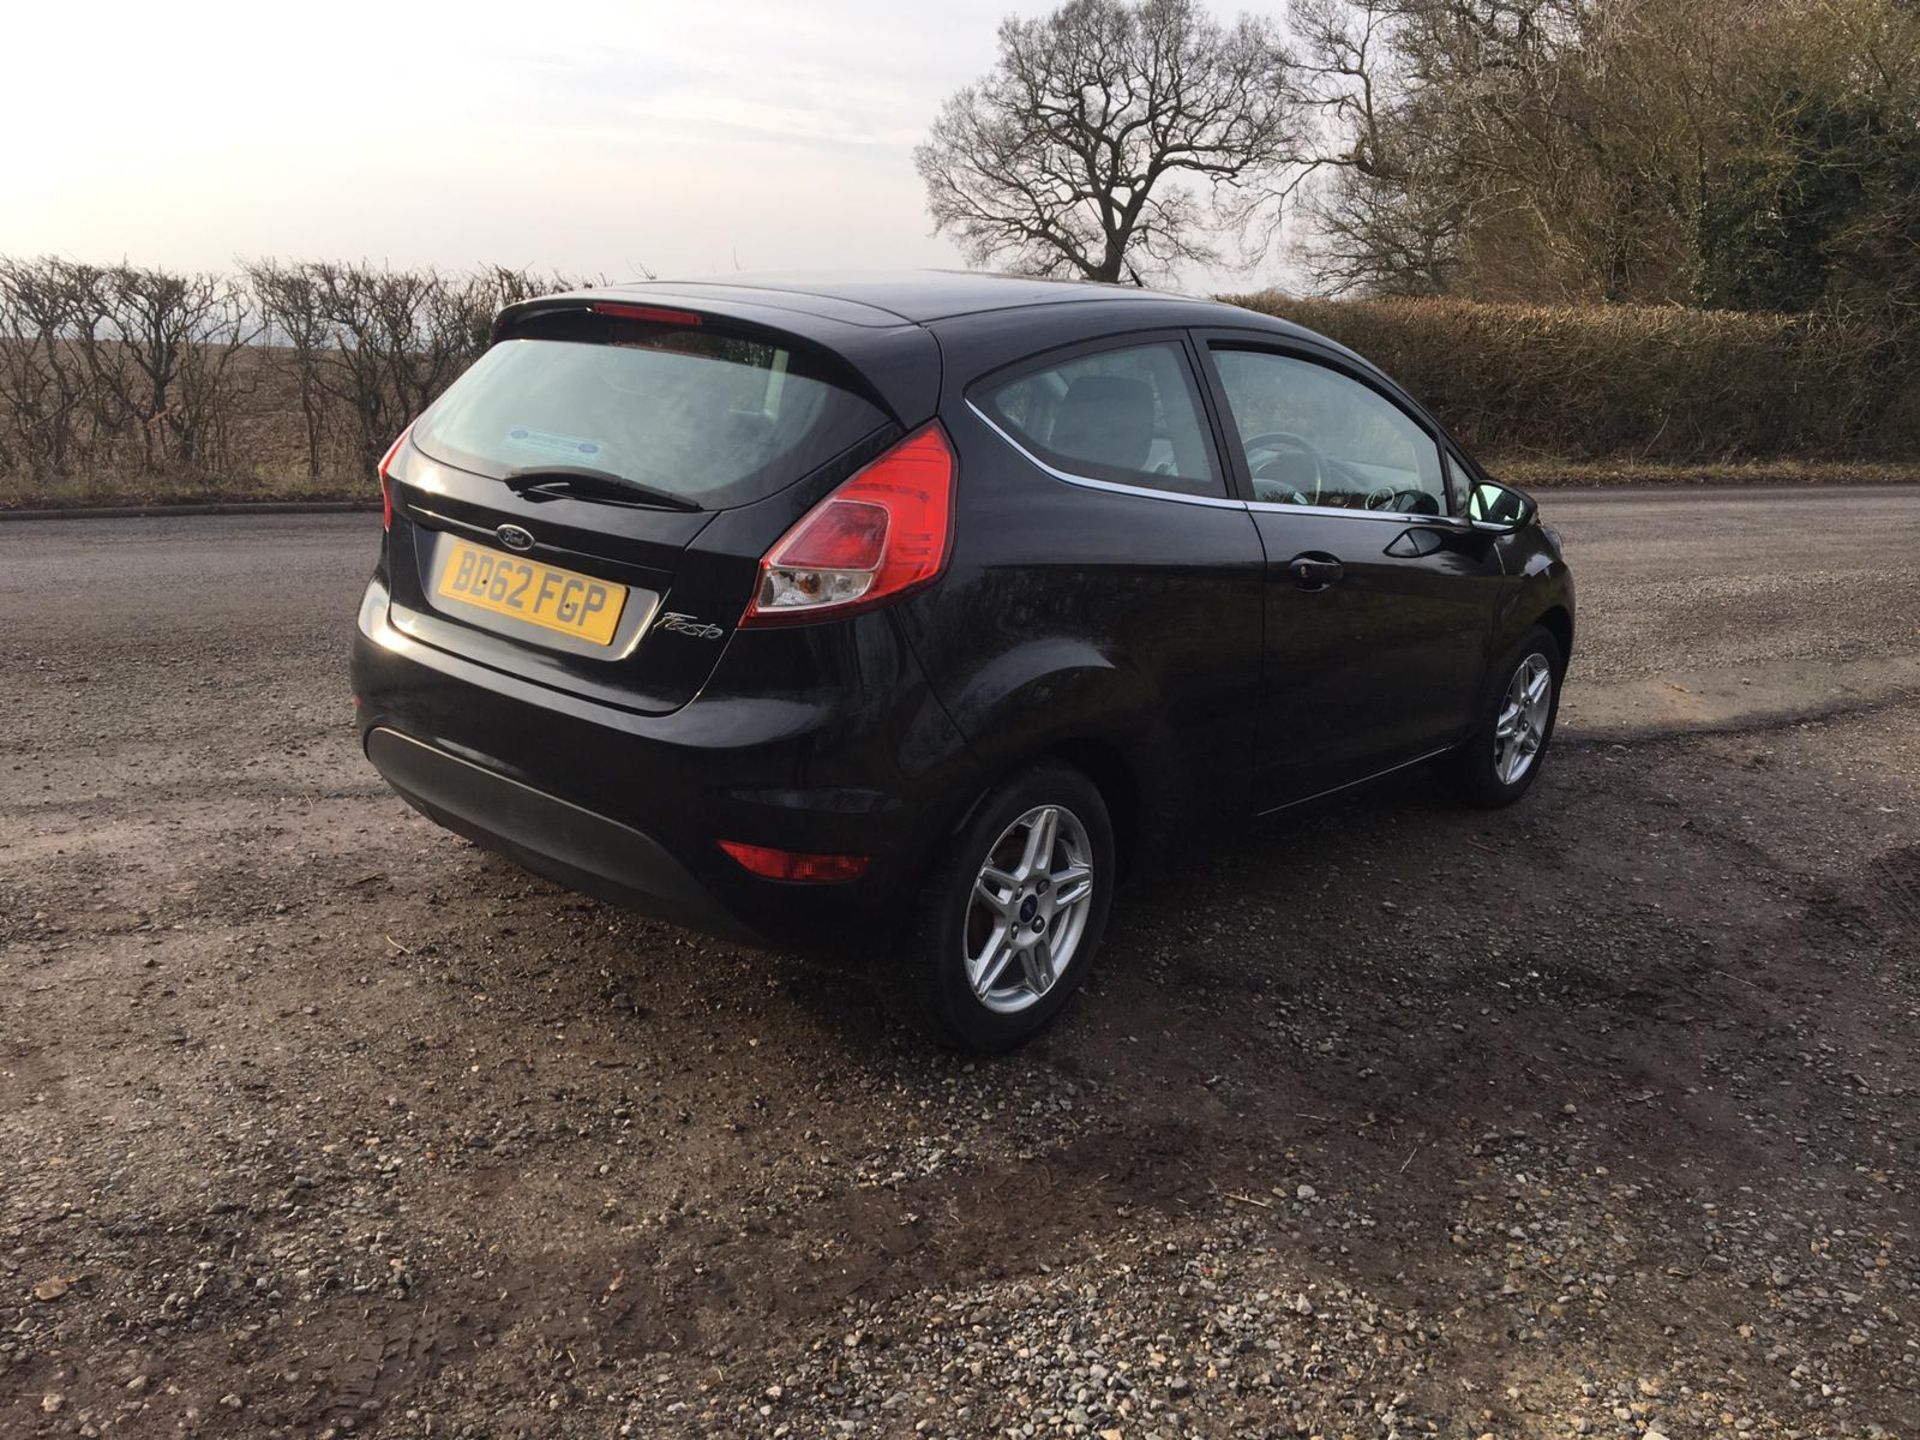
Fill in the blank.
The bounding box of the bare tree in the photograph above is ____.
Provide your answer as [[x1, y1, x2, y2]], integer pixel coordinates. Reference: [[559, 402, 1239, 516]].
[[231, 260, 584, 480], [1290, 0, 1776, 303], [453, 265, 586, 355], [0, 258, 94, 477], [55, 264, 257, 472], [916, 0, 1300, 283], [299, 262, 455, 467], [164, 272, 258, 471], [247, 259, 335, 479]]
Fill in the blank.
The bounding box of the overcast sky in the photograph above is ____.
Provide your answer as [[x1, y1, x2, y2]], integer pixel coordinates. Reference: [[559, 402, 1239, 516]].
[[4, 0, 1295, 295]]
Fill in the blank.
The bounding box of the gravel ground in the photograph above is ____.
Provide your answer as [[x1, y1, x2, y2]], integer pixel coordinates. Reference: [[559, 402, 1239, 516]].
[[1, 493, 1916, 1439]]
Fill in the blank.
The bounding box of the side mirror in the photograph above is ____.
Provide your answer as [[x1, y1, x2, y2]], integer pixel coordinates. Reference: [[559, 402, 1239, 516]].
[[1467, 480, 1536, 533]]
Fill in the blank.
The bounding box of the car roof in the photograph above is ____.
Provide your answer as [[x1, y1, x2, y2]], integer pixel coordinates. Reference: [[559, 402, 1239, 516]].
[[493, 270, 1363, 420], [596, 270, 1288, 329]]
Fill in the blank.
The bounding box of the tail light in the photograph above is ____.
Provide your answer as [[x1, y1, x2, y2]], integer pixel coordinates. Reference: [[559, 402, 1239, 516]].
[[740, 423, 954, 627], [377, 425, 412, 530], [718, 840, 870, 883], [590, 301, 704, 327]]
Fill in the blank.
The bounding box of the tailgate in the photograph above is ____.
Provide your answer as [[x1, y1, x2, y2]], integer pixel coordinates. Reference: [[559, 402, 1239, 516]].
[[377, 299, 929, 714]]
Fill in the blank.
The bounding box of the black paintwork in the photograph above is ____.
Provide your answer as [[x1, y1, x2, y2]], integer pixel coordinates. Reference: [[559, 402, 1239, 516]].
[[353, 273, 1574, 946]]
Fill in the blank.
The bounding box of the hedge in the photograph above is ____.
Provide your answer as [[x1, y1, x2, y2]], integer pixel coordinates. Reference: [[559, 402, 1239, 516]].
[[1224, 293, 1920, 464]]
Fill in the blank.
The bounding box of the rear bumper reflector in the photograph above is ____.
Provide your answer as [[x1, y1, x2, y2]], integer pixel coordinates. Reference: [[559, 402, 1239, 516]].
[[718, 840, 870, 883]]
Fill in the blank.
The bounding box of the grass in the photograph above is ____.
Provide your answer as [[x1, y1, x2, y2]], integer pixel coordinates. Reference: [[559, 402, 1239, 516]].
[[1495, 457, 1919, 488], [0, 471, 370, 511]]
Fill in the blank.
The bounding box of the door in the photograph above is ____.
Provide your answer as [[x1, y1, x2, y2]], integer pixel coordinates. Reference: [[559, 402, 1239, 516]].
[[1195, 339, 1506, 810], [948, 329, 1268, 824]]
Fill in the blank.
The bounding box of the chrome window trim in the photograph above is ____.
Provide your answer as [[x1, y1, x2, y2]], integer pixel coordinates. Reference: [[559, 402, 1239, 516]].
[[968, 399, 1483, 529], [965, 400, 1248, 510]]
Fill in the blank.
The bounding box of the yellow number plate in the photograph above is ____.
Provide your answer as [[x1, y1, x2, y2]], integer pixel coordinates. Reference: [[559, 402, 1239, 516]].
[[435, 536, 628, 647]]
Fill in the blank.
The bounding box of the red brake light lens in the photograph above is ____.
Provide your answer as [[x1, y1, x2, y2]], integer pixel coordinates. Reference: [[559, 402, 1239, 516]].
[[377, 424, 412, 531], [591, 301, 704, 327], [718, 841, 870, 883], [773, 500, 888, 570], [741, 423, 954, 627]]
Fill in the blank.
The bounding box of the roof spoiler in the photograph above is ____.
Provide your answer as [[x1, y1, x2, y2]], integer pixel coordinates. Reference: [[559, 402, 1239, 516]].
[[487, 290, 943, 429]]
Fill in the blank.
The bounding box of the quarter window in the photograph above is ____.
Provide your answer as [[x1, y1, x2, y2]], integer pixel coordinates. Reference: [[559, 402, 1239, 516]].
[[1211, 348, 1446, 514], [979, 341, 1222, 498]]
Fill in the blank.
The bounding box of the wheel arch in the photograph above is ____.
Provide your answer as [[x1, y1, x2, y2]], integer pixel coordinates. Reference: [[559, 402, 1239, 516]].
[[1536, 603, 1574, 664], [1037, 736, 1144, 880], [942, 730, 1158, 884]]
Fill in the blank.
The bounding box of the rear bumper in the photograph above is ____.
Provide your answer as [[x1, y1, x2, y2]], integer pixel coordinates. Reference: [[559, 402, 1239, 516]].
[[365, 727, 746, 936], [350, 578, 980, 946]]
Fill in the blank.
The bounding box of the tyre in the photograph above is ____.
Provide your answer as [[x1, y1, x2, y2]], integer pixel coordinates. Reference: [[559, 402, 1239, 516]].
[[1451, 625, 1565, 808], [897, 763, 1116, 1052]]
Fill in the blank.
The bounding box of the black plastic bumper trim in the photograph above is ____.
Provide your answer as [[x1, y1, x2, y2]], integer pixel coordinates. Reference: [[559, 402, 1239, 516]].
[[365, 727, 744, 936]]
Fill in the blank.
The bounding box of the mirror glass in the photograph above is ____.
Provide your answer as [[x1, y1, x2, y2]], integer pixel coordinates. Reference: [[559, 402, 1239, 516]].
[[1467, 480, 1535, 530]]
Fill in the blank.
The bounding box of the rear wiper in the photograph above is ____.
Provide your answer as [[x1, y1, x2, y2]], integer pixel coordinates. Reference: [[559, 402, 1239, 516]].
[[502, 465, 700, 512]]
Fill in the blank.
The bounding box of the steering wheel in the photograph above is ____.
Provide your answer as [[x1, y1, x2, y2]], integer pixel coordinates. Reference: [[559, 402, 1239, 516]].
[[1364, 484, 1442, 515], [1243, 431, 1327, 506]]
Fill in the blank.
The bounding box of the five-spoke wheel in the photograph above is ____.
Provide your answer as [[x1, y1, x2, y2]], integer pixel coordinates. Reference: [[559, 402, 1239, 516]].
[[964, 804, 1096, 1014], [1493, 652, 1553, 785], [900, 763, 1115, 1052], [1454, 625, 1564, 808]]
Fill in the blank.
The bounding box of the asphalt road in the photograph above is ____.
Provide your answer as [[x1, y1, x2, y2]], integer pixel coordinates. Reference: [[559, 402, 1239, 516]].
[[1543, 485, 1920, 731], [2, 488, 1917, 1439]]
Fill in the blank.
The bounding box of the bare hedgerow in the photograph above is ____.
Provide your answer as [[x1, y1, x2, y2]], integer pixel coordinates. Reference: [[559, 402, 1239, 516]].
[[0, 258, 594, 492], [288, 261, 579, 470], [245, 259, 336, 481], [10, 253, 1914, 493], [242, 259, 590, 480], [76, 264, 260, 474], [0, 257, 259, 480], [301, 262, 455, 470], [0, 258, 100, 479]]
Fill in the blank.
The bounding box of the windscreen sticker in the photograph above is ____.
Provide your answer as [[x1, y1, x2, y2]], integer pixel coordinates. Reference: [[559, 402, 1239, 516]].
[[504, 426, 604, 459]]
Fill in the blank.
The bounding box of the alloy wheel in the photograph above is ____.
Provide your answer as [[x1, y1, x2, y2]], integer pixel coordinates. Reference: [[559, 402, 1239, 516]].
[[1494, 652, 1553, 786], [963, 804, 1096, 1015]]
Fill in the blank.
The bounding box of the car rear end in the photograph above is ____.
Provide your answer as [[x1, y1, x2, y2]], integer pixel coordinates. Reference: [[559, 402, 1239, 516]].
[[350, 291, 979, 945]]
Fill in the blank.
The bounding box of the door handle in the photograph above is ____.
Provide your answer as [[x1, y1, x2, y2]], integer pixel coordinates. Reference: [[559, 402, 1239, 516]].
[[1289, 553, 1344, 591]]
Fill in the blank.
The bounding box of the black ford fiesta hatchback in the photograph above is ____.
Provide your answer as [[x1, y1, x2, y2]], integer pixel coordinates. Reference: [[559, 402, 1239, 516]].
[[352, 273, 1574, 1050]]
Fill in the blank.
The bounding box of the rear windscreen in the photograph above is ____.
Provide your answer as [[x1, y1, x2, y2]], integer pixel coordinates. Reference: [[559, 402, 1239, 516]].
[[412, 327, 888, 510]]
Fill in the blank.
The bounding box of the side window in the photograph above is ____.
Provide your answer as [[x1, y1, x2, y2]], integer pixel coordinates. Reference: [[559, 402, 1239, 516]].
[[979, 341, 1223, 498], [1211, 348, 1447, 515]]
